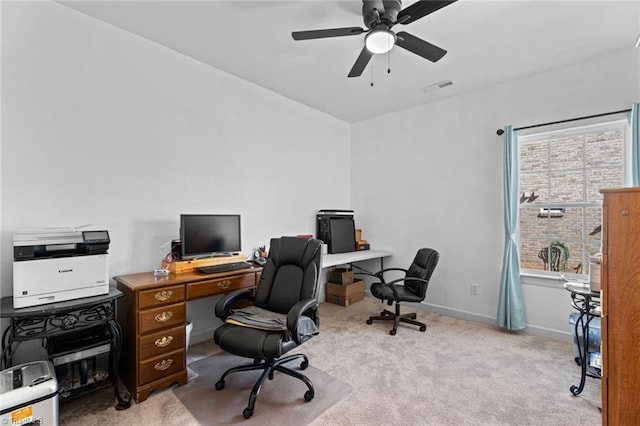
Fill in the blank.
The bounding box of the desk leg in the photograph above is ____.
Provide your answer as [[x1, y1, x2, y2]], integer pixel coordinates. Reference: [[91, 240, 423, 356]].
[[106, 319, 132, 410], [570, 312, 590, 396]]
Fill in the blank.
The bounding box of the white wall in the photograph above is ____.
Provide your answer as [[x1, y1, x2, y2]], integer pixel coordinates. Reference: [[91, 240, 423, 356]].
[[351, 47, 639, 341], [2, 1, 638, 353], [0, 1, 350, 349]]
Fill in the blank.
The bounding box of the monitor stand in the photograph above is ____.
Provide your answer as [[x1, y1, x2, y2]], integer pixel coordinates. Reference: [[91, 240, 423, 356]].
[[169, 253, 247, 273]]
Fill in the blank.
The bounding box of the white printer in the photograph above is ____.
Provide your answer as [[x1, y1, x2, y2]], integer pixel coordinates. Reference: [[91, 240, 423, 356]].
[[13, 228, 110, 309]]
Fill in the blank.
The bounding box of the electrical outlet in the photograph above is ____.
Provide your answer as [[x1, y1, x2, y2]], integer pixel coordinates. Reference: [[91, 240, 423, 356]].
[[470, 283, 479, 296]]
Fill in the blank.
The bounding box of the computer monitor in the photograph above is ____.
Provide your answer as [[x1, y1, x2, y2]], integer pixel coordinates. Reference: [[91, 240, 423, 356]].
[[180, 214, 241, 259]]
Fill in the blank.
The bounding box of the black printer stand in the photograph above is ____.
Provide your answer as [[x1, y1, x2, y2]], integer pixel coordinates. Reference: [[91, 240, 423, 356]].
[[0, 287, 131, 410]]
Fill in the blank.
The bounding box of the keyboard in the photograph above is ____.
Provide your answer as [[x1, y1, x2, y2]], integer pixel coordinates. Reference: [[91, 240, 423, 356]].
[[197, 262, 253, 274]]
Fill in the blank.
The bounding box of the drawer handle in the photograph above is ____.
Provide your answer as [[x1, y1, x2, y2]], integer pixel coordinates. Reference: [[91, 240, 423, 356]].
[[154, 290, 174, 302], [154, 336, 174, 347], [154, 359, 173, 371], [155, 311, 174, 322], [218, 280, 232, 290]]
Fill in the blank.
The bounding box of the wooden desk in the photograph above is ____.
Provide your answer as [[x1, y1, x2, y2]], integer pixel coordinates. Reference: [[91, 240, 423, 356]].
[[113, 266, 262, 403]]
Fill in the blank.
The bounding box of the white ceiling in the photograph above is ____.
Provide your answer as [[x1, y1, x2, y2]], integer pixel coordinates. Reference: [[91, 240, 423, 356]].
[[59, 0, 640, 123]]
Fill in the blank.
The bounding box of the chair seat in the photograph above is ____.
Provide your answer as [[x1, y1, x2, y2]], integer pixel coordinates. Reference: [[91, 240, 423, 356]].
[[370, 282, 424, 303], [214, 324, 298, 360]]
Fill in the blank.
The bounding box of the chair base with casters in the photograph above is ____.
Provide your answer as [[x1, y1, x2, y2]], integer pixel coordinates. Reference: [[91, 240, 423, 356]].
[[366, 302, 426, 335], [214, 352, 314, 419]]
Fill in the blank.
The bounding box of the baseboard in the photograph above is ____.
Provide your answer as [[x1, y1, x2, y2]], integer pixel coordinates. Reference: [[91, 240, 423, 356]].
[[364, 293, 572, 343]]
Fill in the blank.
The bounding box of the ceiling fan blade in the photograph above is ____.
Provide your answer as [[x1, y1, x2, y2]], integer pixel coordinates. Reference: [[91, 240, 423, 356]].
[[397, 0, 457, 25], [395, 31, 447, 62], [348, 46, 373, 78], [292, 27, 365, 41]]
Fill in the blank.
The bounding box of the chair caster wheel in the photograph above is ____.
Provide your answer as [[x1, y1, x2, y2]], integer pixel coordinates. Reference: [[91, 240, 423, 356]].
[[300, 359, 309, 370], [419, 326, 426, 332], [215, 380, 225, 390], [410, 313, 417, 319], [380, 311, 386, 316], [389, 329, 396, 335], [243, 408, 254, 419], [304, 390, 314, 401], [366, 319, 372, 325]]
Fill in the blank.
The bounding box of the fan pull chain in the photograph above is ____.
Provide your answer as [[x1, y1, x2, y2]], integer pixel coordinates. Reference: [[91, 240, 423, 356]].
[[387, 50, 391, 74], [370, 59, 374, 87]]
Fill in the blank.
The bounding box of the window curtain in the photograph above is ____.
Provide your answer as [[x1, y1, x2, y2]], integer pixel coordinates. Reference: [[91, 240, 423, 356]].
[[630, 103, 640, 186], [497, 125, 526, 330]]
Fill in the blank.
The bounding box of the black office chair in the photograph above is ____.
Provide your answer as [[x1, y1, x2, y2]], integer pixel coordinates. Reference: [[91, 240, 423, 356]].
[[213, 237, 322, 419], [365, 248, 439, 335]]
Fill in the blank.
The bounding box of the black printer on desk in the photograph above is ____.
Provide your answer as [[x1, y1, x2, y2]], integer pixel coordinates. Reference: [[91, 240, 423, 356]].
[[316, 210, 356, 254]]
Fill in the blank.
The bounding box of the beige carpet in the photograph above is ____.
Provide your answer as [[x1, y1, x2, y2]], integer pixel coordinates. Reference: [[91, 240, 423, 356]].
[[173, 352, 352, 425], [58, 297, 602, 425]]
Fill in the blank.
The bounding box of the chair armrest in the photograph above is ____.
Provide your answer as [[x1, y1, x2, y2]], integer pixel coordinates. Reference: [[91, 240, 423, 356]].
[[369, 267, 407, 282], [214, 288, 254, 320], [377, 267, 408, 274], [287, 298, 319, 343], [356, 267, 406, 277]]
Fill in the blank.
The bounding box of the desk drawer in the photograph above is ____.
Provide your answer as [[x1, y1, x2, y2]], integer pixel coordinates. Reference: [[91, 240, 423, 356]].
[[139, 303, 185, 334], [187, 273, 256, 299], [139, 349, 185, 385], [139, 285, 185, 309], [140, 324, 186, 360]]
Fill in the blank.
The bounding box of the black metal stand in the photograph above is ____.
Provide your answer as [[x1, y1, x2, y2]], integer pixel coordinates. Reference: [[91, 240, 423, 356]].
[[0, 287, 132, 410], [564, 282, 601, 396]]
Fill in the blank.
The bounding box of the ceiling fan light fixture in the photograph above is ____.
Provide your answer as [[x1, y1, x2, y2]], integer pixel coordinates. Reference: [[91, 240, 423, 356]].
[[365, 29, 396, 54]]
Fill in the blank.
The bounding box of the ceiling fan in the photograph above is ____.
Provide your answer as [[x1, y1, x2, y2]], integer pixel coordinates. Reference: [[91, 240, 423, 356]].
[[291, 0, 457, 78]]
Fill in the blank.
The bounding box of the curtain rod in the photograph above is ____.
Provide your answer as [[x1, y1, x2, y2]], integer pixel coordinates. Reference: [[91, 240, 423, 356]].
[[496, 108, 631, 135]]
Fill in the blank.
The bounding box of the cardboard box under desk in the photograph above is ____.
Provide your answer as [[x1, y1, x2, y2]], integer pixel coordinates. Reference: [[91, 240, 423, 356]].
[[326, 280, 365, 307], [327, 268, 354, 284]]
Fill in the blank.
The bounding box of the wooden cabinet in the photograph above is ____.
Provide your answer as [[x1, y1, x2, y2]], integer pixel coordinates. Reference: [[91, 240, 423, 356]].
[[600, 188, 640, 424], [114, 267, 261, 403]]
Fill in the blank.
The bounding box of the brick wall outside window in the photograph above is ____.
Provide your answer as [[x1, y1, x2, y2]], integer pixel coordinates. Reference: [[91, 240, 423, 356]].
[[519, 125, 624, 273]]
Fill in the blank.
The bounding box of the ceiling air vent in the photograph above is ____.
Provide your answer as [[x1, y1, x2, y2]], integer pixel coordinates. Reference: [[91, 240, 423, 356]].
[[422, 79, 454, 94]]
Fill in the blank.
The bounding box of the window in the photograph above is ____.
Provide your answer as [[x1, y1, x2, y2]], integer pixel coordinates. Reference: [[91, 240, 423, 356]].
[[518, 120, 627, 276]]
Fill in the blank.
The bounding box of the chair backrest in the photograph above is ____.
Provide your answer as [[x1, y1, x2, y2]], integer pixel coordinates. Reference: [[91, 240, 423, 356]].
[[404, 248, 440, 299], [253, 237, 322, 314]]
